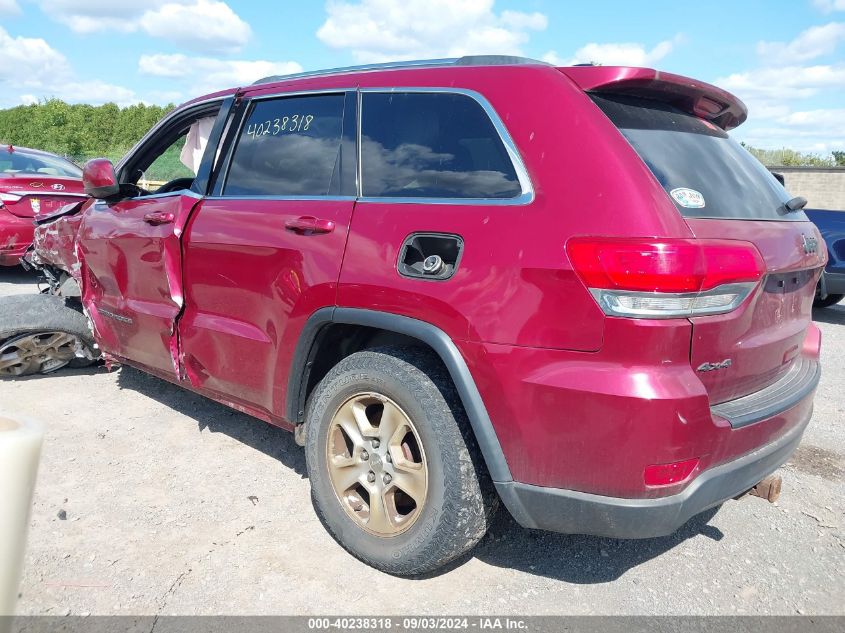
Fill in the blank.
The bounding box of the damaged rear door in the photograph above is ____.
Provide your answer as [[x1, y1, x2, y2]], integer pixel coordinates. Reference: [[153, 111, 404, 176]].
[[77, 98, 233, 377]]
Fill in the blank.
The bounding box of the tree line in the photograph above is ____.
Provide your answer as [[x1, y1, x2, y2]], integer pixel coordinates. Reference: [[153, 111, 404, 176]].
[[741, 143, 845, 168], [0, 99, 174, 165], [0, 99, 843, 169]]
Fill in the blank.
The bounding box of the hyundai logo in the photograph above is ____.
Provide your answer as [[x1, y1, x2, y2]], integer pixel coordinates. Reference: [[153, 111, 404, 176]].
[[51, 183, 66, 191], [802, 234, 818, 255]]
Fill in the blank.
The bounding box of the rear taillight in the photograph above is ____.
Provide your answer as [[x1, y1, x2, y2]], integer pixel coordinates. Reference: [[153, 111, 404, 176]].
[[566, 237, 765, 318], [0, 192, 21, 206]]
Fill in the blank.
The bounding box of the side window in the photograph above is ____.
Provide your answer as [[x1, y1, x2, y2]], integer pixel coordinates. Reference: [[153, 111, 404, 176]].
[[137, 131, 196, 191], [223, 94, 346, 196], [123, 111, 219, 195], [360, 92, 522, 199]]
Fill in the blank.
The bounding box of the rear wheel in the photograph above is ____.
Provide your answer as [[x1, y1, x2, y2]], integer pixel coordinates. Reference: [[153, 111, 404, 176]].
[[304, 346, 495, 576], [0, 295, 98, 377]]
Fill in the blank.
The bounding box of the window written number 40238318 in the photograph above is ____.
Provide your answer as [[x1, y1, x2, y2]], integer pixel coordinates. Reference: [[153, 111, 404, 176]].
[[245, 115, 315, 139]]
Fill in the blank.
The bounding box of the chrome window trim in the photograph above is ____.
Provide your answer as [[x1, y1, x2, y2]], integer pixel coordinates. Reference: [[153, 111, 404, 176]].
[[240, 87, 356, 102], [135, 188, 202, 201], [3, 191, 88, 199], [356, 89, 363, 198], [357, 87, 534, 206], [204, 195, 356, 202], [217, 89, 353, 197], [356, 194, 533, 206], [209, 86, 535, 206]]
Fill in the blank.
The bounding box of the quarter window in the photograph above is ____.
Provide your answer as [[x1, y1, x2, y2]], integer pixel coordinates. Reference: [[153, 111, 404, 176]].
[[224, 94, 346, 197], [360, 92, 522, 199]]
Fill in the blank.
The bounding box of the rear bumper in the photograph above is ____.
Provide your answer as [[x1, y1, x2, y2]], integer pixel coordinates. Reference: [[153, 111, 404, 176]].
[[496, 398, 812, 539]]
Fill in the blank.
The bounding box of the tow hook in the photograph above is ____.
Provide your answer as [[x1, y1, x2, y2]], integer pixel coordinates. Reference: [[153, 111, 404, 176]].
[[748, 474, 782, 503]]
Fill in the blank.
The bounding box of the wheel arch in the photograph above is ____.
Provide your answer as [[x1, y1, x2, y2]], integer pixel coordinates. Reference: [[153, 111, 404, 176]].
[[286, 307, 513, 483]]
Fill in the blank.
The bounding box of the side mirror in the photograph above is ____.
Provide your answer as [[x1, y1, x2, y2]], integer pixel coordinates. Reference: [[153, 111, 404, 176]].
[[83, 158, 120, 199]]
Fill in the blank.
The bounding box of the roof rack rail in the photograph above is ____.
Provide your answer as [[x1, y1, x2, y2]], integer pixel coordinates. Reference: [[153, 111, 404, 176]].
[[251, 55, 548, 85]]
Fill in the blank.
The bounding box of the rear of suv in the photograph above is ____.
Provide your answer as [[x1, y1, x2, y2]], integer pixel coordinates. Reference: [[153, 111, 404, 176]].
[[11, 57, 823, 575]]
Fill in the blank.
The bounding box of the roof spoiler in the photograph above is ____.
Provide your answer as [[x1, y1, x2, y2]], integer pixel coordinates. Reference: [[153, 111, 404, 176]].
[[560, 66, 748, 131]]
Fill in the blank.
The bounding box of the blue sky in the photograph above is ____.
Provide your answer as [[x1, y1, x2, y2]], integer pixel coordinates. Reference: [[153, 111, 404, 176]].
[[1, 0, 843, 153]]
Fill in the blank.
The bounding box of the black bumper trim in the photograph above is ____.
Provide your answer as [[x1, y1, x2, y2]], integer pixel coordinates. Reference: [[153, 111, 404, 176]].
[[711, 357, 820, 429], [495, 406, 811, 539]]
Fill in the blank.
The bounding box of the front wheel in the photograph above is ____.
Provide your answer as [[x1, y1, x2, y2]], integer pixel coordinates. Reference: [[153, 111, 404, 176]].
[[0, 295, 98, 377], [304, 346, 495, 576]]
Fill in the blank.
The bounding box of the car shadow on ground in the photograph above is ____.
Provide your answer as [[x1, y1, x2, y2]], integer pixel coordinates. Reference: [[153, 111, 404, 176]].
[[112, 365, 725, 583], [115, 366, 306, 477], [0, 266, 39, 286], [460, 504, 724, 584], [812, 304, 845, 325]]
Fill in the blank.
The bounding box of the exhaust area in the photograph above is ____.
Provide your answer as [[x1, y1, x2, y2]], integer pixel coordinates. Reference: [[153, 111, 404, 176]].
[[748, 474, 782, 503]]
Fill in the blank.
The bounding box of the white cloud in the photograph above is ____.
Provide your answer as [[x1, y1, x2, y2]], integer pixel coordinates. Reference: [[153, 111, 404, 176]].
[[0, 25, 141, 107], [542, 35, 682, 67], [756, 22, 845, 63], [38, 0, 251, 53], [777, 108, 845, 134], [734, 125, 845, 154], [0, 0, 20, 15], [139, 54, 302, 95], [717, 64, 845, 153], [41, 80, 141, 106], [813, 0, 845, 12], [0, 26, 70, 83], [38, 0, 173, 33], [717, 64, 845, 102], [316, 0, 547, 62], [10, 79, 142, 108], [140, 0, 251, 54], [718, 25, 845, 150]]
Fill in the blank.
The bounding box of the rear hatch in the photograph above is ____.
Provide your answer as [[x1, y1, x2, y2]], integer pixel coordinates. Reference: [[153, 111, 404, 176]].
[[0, 176, 86, 219], [589, 91, 825, 404]]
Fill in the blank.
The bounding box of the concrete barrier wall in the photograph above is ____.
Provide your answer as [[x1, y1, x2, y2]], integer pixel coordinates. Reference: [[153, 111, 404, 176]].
[[776, 168, 845, 211]]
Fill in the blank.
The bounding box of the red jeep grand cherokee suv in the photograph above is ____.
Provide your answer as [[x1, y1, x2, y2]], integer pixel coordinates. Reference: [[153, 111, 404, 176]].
[[7, 57, 824, 575], [0, 146, 85, 266]]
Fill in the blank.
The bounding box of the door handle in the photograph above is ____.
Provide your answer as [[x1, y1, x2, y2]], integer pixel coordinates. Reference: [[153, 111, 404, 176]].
[[285, 216, 335, 234], [143, 211, 175, 225]]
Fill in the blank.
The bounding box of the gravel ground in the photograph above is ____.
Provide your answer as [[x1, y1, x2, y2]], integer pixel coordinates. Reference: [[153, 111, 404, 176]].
[[1, 266, 843, 616]]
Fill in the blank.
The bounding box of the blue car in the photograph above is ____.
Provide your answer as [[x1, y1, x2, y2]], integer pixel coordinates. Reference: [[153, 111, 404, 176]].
[[805, 208, 845, 308], [769, 170, 843, 309]]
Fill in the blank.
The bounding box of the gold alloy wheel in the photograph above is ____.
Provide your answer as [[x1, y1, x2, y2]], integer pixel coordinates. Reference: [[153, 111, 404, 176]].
[[326, 392, 428, 537], [0, 331, 80, 377]]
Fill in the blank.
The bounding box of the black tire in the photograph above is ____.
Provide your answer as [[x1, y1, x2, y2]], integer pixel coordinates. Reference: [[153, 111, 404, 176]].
[[813, 293, 844, 309], [304, 346, 496, 576], [0, 294, 98, 376]]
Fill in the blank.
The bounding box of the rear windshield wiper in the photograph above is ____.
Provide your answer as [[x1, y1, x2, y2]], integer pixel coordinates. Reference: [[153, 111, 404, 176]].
[[784, 196, 808, 212]]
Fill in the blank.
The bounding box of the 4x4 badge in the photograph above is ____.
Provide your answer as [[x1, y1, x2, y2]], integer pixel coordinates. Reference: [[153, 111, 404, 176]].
[[802, 234, 818, 255], [697, 359, 732, 372]]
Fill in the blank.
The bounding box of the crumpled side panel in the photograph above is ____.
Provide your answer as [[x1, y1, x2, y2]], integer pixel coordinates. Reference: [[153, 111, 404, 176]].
[[31, 213, 85, 282]]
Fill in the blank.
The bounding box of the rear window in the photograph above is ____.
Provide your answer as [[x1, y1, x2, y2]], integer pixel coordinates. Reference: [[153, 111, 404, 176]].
[[0, 150, 82, 178], [592, 94, 806, 221], [360, 92, 522, 199]]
